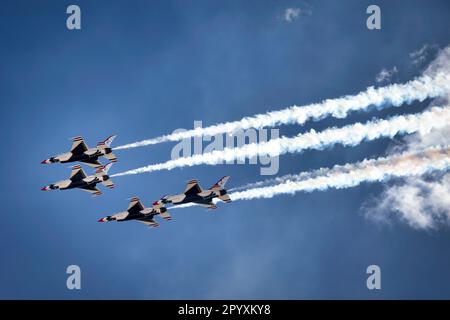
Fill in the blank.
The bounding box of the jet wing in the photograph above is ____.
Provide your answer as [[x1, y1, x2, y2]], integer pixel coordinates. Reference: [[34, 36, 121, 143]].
[[80, 158, 103, 168], [140, 207, 156, 215], [184, 179, 202, 196], [69, 165, 87, 181], [136, 216, 159, 228], [79, 185, 102, 196], [71, 136, 88, 155], [127, 197, 145, 214]]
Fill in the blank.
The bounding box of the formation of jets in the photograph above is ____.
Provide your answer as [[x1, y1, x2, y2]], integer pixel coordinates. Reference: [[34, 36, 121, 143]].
[[41, 135, 231, 229]]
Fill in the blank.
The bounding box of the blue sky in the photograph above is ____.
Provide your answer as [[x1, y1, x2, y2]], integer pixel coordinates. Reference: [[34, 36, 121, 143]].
[[1, 0, 450, 299]]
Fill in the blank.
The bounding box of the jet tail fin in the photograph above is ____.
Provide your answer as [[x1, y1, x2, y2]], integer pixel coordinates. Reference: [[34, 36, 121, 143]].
[[97, 135, 117, 148], [210, 176, 230, 190], [95, 162, 114, 175]]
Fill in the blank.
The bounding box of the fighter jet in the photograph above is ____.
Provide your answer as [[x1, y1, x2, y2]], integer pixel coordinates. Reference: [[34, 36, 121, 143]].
[[41, 162, 115, 196], [41, 135, 117, 168], [161, 176, 231, 209], [98, 197, 171, 228]]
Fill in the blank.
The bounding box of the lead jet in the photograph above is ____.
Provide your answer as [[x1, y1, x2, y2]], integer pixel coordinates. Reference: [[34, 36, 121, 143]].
[[98, 197, 171, 228], [41, 162, 115, 196], [41, 135, 117, 168], [161, 176, 231, 209]]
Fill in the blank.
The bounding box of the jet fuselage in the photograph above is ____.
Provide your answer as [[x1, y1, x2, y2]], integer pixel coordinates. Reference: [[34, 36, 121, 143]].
[[47, 147, 112, 164], [102, 211, 150, 222], [44, 174, 109, 191], [100, 206, 167, 222], [165, 189, 227, 205]]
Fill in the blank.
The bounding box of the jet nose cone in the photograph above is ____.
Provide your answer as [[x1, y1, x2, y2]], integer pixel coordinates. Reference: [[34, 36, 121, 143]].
[[41, 159, 49, 164], [41, 186, 49, 191], [98, 218, 106, 222]]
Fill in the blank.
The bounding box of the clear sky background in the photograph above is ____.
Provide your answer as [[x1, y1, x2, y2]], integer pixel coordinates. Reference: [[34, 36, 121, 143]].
[[1, 0, 450, 299]]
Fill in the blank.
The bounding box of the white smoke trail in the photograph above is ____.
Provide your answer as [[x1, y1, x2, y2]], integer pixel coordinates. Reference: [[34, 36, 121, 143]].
[[114, 72, 450, 150], [362, 45, 450, 229], [112, 106, 450, 177], [228, 146, 450, 201], [229, 170, 333, 192]]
